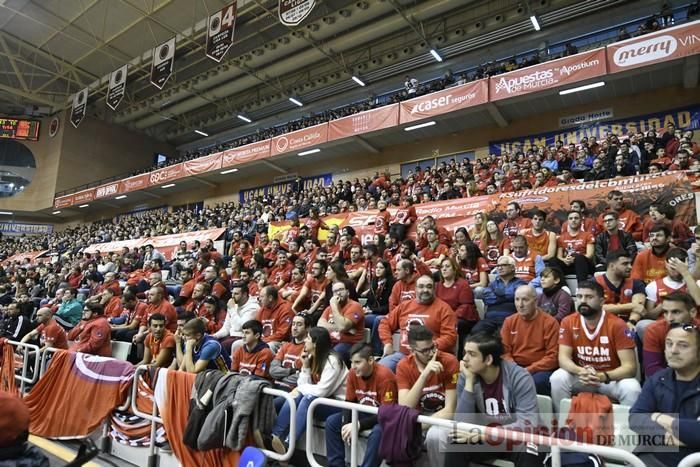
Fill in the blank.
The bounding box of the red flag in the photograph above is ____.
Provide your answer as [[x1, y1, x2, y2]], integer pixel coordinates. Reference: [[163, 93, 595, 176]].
[[25, 351, 134, 437]]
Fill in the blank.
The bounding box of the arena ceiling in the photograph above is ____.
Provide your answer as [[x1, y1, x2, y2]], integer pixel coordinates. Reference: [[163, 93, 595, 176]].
[[0, 0, 667, 150]]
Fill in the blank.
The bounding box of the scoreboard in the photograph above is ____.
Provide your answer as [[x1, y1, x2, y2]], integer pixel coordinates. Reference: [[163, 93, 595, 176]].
[[0, 118, 40, 141]]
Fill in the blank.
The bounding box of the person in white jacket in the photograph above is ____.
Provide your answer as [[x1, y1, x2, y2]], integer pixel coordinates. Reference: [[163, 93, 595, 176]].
[[266, 327, 348, 454], [212, 281, 259, 353]]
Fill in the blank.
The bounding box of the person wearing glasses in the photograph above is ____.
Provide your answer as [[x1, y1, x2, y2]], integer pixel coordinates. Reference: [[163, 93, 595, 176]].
[[470, 256, 527, 336], [430, 332, 542, 467], [594, 211, 637, 271], [630, 322, 700, 467], [318, 281, 365, 361], [397, 326, 458, 466], [595, 190, 642, 241]]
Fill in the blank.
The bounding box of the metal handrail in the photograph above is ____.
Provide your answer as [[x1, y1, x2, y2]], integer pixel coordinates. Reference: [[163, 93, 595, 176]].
[[130, 365, 298, 462], [305, 397, 647, 467], [7, 339, 41, 394], [680, 452, 700, 467]]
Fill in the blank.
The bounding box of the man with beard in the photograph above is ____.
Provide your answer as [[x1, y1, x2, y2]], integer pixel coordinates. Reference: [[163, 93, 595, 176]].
[[139, 313, 175, 367], [318, 281, 365, 360], [631, 225, 672, 283], [256, 286, 295, 353], [1, 302, 32, 341], [67, 303, 112, 357], [596, 190, 643, 241], [270, 313, 310, 390], [292, 260, 328, 315], [20, 307, 67, 350], [594, 251, 646, 324], [379, 275, 457, 372], [550, 280, 641, 412], [499, 202, 532, 240], [269, 250, 293, 288]]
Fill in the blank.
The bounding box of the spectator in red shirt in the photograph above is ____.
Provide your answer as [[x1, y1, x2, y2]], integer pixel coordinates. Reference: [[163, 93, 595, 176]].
[[67, 303, 112, 357], [596, 190, 642, 241], [499, 201, 532, 240], [556, 210, 594, 282], [373, 199, 391, 236], [20, 307, 68, 350], [501, 285, 559, 395], [318, 281, 365, 361], [419, 227, 450, 271], [389, 197, 417, 241], [230, 319, 275, 379], [436, 257, 476, 357], [631, 225, 672, 284], [138, 313, 176, 368]]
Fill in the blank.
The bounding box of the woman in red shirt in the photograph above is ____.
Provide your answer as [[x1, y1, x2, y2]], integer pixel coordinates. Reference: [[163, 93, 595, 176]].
[[480, 220, 511, 270], [436, 257, 477, 358]]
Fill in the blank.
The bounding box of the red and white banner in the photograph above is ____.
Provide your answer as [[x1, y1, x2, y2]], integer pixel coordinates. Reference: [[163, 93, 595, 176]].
[[3, 250, 48, 266], [490, 48, 607, 101], [328, 104, 399, 141], [221, 140, 272, 167], [399, 80, 489, 123], [83, 228, 226, 259], [148, 164, 185, 187], [271, 123, 328, 156], [607, 20, 700, 73], [73, 188, 96, 204], [119, 174, 150, 194], [94, 182, 120, 199], [183, 153, 222, 176], [54, 195, 74, 209]]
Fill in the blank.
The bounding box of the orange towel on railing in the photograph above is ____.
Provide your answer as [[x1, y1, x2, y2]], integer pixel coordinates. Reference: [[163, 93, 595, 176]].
[[25, 351, 134, 437], [160, 370, 238, 467], [0, 338, 18, 395]]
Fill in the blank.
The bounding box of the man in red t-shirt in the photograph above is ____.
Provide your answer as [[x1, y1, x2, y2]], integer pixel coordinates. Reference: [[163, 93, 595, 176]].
[[21, 307, 68, 350], [499, 201, 532, 240], [269, 250, 294, 288], [396, 326, 458, 466], [550, 280, 641, 412], [631, 225, 672, 284], [326, 343, 397, 467], [231, 319, 275, 379], [256, 286, 295, 353], [319, 281, 365, 360], [642, 291, 700, 377], [139, 312, 176, 368], [133, 286, 177, 344], [596, 190, 642, 241], [292, 259, 328, 315], [556, 210, 594, 282]]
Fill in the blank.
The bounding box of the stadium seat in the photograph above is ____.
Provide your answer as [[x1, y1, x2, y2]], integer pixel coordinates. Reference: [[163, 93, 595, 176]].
[[165, 285, 181, 298], [111, 341, 132, 361], [363, 328, 370, 344], [564, 276, 578, 295], [475, 299, 486, 320], [239, 446, 267, 467]]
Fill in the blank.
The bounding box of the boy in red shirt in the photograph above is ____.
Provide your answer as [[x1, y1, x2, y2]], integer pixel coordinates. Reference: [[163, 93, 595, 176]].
[[231, 320, 275, 379], [139, 313, 176, 368], [325, 343, 397, 467], [556, 210, 594, 282]]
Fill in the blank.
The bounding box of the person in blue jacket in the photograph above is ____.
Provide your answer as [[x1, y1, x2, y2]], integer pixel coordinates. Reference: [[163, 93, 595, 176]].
[[629, 323, 700, 467]]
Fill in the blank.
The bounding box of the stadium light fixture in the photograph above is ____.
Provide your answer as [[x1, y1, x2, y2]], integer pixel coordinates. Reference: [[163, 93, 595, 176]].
[[530, 15, 541, 31], [559, 81, 605, 95], [237, 114, 252, 123], [298, 148, 321, 156], [0, 211, 12, 215], [404, 121, 437, 131], [115, 195, 127, 200], [351, 76, 366, 87], [220, 168, 239, 174], [289, 97, 303, 107], [429, 49, 443, 63], [161, 183, 176, 189], [194, 129, 209, 137], [79, 204, 89, 208], [52, 210, 61, 215]]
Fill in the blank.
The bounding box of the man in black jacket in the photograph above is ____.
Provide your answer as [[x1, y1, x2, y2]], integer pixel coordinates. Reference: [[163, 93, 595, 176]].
[[594, 210, 637, 270], [0, 301, 32, 341]]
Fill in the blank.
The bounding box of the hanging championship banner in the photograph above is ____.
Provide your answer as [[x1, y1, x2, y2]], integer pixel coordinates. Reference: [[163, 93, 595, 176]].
[[70, 87, 88, 128], [150, 37, 175, 89], [206, 2, 237, 62], [106, 64, 127, 110], [279, 0, 315, 26]]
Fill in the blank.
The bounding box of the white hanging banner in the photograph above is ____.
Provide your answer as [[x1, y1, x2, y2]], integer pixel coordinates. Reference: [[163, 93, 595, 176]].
[[70, 88, 88, 128], [206, 1, 237, 62], [150, 37, 175, 90], [106, 64, 128, 110], [279, 0, 315, 26]]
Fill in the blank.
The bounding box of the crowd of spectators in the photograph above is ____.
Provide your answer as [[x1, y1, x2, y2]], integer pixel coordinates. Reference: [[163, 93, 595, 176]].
[[59, 7, 691, 187]]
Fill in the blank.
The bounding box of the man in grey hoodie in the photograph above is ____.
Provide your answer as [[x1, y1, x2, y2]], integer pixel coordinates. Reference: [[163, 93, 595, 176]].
[[427, 332, 542, 467]]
